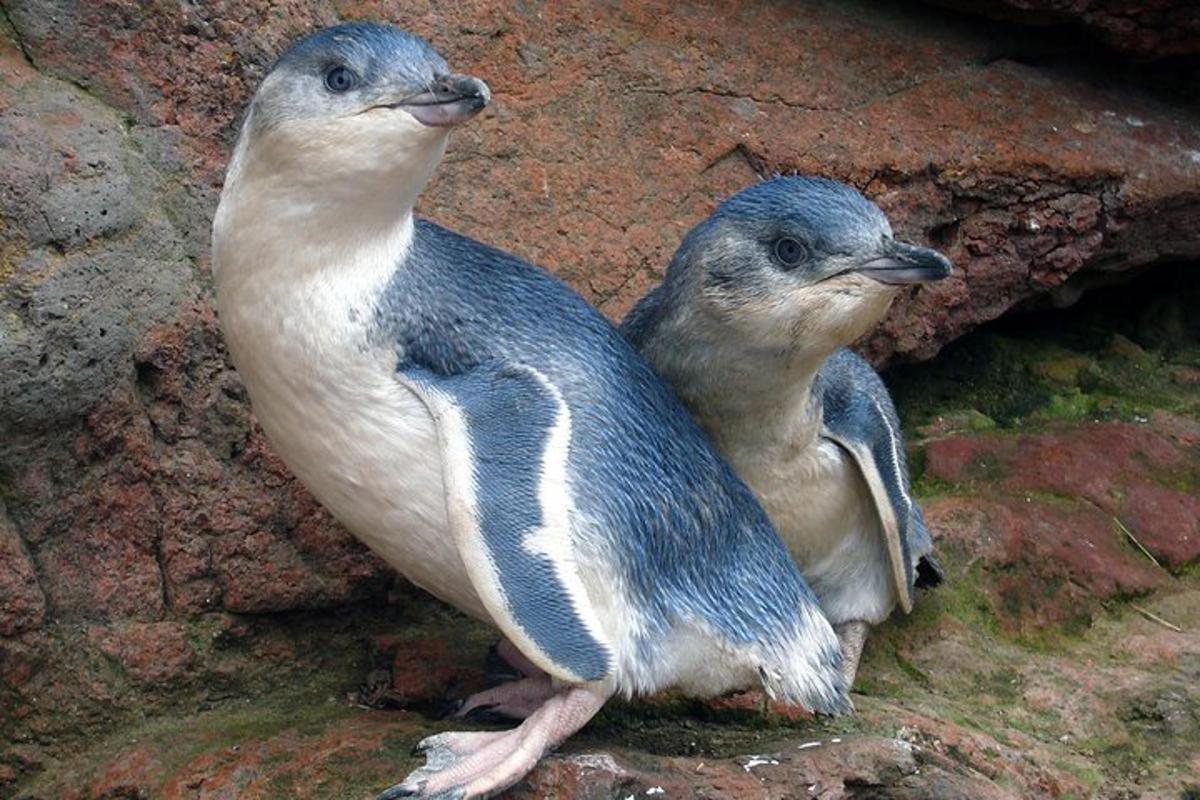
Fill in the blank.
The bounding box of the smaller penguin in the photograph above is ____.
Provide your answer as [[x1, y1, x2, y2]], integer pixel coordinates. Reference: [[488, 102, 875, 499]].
[[623, 177, 952, 686]]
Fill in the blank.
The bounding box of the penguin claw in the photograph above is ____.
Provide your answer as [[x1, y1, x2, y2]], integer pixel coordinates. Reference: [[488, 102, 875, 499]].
[[376, 780, 423, 799]]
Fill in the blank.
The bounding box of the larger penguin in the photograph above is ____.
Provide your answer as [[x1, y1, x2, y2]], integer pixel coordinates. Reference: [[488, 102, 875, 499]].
[[212, 23, 848, 800], [623, 177, 952, 686]]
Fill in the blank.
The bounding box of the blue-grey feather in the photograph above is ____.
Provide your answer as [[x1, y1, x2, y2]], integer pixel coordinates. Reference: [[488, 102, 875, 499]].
[[815, 348, 936, 592], [272, 22, 446, 89], [710, 176, 891, 250], [401, 362, 612, 681]]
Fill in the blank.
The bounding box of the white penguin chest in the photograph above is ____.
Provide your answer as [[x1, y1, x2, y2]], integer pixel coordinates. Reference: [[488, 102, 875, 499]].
[[216, 269, 486, 620], [724, 433, 897, 625]]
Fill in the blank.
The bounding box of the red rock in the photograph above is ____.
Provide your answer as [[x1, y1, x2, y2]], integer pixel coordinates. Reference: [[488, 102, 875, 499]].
[[0, 509, 46, 637], [58, 724, 1024, 800], [518, 736, 1019, 800], [152, 712, 403, 800], [877, 710, 1086, 799], [380, 636, 486, 707], [924, 421, 1200, 567], [1, 0, 1198, 788], [32, 476, 165, 622], [926, 0, 1200, 59], [83, 744, 164, 800], [701, 690, 814, 722], [924, 495, 1164, 633], [88, 622, 195, 685]]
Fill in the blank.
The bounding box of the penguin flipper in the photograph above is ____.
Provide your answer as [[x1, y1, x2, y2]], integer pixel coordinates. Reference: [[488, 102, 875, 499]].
[[396, 360, 614, 685], [817, 353, 918, 613]]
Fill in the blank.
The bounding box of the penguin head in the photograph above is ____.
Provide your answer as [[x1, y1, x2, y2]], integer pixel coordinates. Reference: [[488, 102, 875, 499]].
[[232, 22, 489, 205], [659, 177, 951, 359]]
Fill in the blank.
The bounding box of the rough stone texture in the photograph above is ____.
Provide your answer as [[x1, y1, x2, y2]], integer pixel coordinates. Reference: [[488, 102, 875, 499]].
[[923, 495, 1165, 635], [0, 0, 1194, 647], [0, 0, 1196, 634], [924, 419, 1200, 569], [517, 736, 1018, 800], [27, 713, 1023, 800], [926, 0, 1200, 59], [0, 507, 44, 637], [86, 622, 195, 686]]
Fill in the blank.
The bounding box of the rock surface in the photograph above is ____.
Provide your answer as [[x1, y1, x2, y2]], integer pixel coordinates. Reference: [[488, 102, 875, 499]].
[[2, 0, 1200, 798], [926, 0, 1200, 59]]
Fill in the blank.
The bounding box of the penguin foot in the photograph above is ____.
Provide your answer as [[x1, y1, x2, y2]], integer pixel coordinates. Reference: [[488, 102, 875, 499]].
[[835, 620, 871, 689], [454, 675, 556, 722], [380, 685, 609, 799]]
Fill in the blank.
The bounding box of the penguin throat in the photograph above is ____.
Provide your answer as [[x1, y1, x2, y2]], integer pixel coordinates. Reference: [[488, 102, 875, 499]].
[[213, 114, 446, 279], [661, 337, 827, 457]]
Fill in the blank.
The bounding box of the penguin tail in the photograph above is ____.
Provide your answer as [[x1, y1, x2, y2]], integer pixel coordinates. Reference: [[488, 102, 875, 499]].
[[758, 604, 852, 716], [915, 554, 945, 589]]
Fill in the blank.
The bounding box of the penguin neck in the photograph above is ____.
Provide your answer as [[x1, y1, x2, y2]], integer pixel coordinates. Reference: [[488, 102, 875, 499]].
[[212, 124, 443, 289], [659, 332, 830, 458]]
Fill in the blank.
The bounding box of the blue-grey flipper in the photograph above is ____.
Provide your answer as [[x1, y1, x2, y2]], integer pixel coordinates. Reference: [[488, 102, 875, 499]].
[[816, 349, 923, 612], [395, 360, 613, 684]]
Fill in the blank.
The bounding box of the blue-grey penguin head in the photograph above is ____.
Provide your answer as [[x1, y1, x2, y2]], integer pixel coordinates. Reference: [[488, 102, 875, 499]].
[[231, 22, 490, 201], [659, 177, 952, 358]]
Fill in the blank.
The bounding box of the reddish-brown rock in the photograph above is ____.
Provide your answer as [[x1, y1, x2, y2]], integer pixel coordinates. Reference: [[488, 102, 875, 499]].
[[926, 0, 1200, 59], [376, 635, 487, 708], [518, 736, 1018, 800], [925, 495, 1165, 634], [0, 0, 1195, 636], [924, 420, 1200, 568], [88, 622, 196, 685], [37, 718, 1029, 800], [0, 509, 45, 637]]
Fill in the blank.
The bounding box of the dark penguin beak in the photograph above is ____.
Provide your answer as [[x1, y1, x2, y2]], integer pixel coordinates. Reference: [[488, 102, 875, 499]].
[[398, 74, 491, 127], [853, 240, 953, 285]]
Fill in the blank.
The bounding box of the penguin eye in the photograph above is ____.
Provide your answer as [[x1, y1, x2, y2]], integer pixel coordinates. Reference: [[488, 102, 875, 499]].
[[323, 65, 358, 93], [772, 237, 808, 269]]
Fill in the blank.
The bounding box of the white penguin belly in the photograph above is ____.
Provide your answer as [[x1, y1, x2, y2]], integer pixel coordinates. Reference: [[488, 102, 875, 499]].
[[735, 438, 897, 626], [219, 278, 488, 622]]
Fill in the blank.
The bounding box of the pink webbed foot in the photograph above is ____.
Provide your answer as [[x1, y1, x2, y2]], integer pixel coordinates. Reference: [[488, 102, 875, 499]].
[[454, 675, 558, 722], [377, 684, 609, 800]]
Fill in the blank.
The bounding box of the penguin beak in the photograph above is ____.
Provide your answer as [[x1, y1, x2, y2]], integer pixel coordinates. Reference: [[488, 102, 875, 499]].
[[852, 240, 952, 285], [395, 74, 491, 127]]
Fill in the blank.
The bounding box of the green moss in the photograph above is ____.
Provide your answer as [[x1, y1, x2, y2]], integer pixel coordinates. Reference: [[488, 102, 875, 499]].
[[887, 266, 1200, 437], [892, 649, 933, 687], [1032, 355, 1093, 386]]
